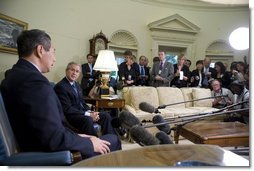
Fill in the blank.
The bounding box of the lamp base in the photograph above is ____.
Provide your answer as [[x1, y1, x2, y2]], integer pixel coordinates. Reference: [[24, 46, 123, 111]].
[[100, 88, 110, 97]]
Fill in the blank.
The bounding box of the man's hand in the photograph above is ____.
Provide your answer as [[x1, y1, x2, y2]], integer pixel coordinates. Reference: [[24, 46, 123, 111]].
[[155, 75, 163, 81], [90, 136, 111, 154], [90, 111, 100, 122]]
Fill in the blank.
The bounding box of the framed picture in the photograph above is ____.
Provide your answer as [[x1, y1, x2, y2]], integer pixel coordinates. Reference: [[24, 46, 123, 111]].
[[0, 13, 28, 54]]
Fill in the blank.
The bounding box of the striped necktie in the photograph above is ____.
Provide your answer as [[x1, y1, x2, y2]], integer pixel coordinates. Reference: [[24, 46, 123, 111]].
[[72, 83, 78, 95], [159, 61, 163, 70]]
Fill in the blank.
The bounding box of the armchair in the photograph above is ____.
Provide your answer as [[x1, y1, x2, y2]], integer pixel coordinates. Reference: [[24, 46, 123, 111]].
[[0, 92, 80, 166]]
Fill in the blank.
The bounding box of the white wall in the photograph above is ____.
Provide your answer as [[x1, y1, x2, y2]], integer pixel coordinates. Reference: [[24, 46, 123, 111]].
[[0, 0, 249, 82]]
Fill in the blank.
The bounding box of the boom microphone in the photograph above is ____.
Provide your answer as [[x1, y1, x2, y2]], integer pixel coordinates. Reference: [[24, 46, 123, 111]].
[[111, 118, 127, 137], [129, 125, 160, 146], [139, 95, 229, 113], [119, 111, 141, 129], [155, 131, 174, 144], [152, 115, 171, 134], [143, 108, 249, 129], [139, 102, 160, 113]]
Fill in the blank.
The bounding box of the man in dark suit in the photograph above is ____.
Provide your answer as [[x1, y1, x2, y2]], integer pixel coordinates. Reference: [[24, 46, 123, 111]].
[[151, 51, 174, 87], [54, 62, 117, 137], [136, 55, 150, 86], [0, 29, 121, 159], [202, 57, 217, 88], [81, 54, 99, 96]]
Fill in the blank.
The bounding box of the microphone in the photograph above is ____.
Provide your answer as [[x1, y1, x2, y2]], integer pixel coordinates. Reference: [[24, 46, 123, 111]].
[[139, 95, 229, 113], [155, 131, 174, 144], [111, 118, 127, 137], [111, 111, 140, 130], [152, 115, 171, 134], [119, 111, 141, 129], [129, 125, 160, 146], [139, 102, 160, 113]]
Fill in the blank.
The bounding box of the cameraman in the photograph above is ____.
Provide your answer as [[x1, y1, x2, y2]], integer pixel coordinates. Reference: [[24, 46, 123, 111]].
[[88, 79, 115, 98]]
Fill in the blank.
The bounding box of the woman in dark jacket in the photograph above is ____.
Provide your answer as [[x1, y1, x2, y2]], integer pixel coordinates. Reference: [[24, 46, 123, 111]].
[[170, 54, 191, 88], [214, 61, 231, 88], [190, 60, 205, 87], [118, 55, 140, 86]]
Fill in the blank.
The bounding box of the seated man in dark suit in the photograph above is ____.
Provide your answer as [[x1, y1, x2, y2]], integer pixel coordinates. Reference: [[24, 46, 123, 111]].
[[0, 29, 121, 159], [54, 62, 118, 137]]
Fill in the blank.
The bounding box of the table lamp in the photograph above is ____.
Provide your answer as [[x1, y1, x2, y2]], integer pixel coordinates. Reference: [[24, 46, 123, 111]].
[[93, 50, 118, 97]]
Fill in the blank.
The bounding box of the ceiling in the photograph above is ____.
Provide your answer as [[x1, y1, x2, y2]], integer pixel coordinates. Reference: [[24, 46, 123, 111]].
[[132, 0, 249, 10], [198, 0, 248, 5]]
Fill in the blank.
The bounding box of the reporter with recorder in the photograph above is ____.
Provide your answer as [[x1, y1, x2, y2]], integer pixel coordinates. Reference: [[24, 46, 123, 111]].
[[225, 80, 249, 124], [210, 79, 234, 109]]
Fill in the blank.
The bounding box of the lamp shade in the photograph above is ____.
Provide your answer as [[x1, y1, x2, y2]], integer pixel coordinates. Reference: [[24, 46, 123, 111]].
[[229, 27, 249, 50], [93, 50, 118, 72]]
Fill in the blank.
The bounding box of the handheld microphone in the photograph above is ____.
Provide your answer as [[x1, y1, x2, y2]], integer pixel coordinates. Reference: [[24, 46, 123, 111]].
[[129, 125, 160, 146], [155, 131, 174, 144], [139, 102, 160, 113], [152, 115, 171, 134]]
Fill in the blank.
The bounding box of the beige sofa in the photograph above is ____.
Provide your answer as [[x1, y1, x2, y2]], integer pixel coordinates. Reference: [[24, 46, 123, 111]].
[[122, 86, 219, 121]]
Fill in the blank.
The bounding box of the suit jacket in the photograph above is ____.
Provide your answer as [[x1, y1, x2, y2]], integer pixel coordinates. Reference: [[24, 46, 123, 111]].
[[203, 67, 217, 79], [136, 65, 150, 86], [0, 59, 94, 157], [170, 64, 191, 88], [118, 62, 140, 86], [151, 61, 174, 87], [54, 77, 90, 119], [81, 63, 98, 90], [190, 69, 205, 87]]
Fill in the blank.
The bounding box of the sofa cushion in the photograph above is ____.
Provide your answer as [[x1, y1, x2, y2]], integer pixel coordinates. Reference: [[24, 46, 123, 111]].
[[192, 88, 213, 107], [129, 86, 159, 110], [156, 87, 185, 108], [180, 88, 194, 107], [122, 87, 132, 106]]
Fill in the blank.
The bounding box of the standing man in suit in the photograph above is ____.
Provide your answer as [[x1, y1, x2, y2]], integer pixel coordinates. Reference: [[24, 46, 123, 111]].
[[0, 29, 121, 159], [151, 51, 174, 87], [202, 57, 217, 88], [54, 62, 118, 137], [81, 54, 99, 96], [137, 55, 150, 86]]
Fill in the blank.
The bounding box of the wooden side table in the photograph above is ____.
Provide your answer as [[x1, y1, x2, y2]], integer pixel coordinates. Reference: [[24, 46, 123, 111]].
[[84, 97, 125, 112], [174, 121, 249, 147]]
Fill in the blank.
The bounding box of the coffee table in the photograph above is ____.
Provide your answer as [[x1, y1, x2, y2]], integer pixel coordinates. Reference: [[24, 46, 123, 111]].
[[73, 144, 249, 166], [174, 120, 249, 147]]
